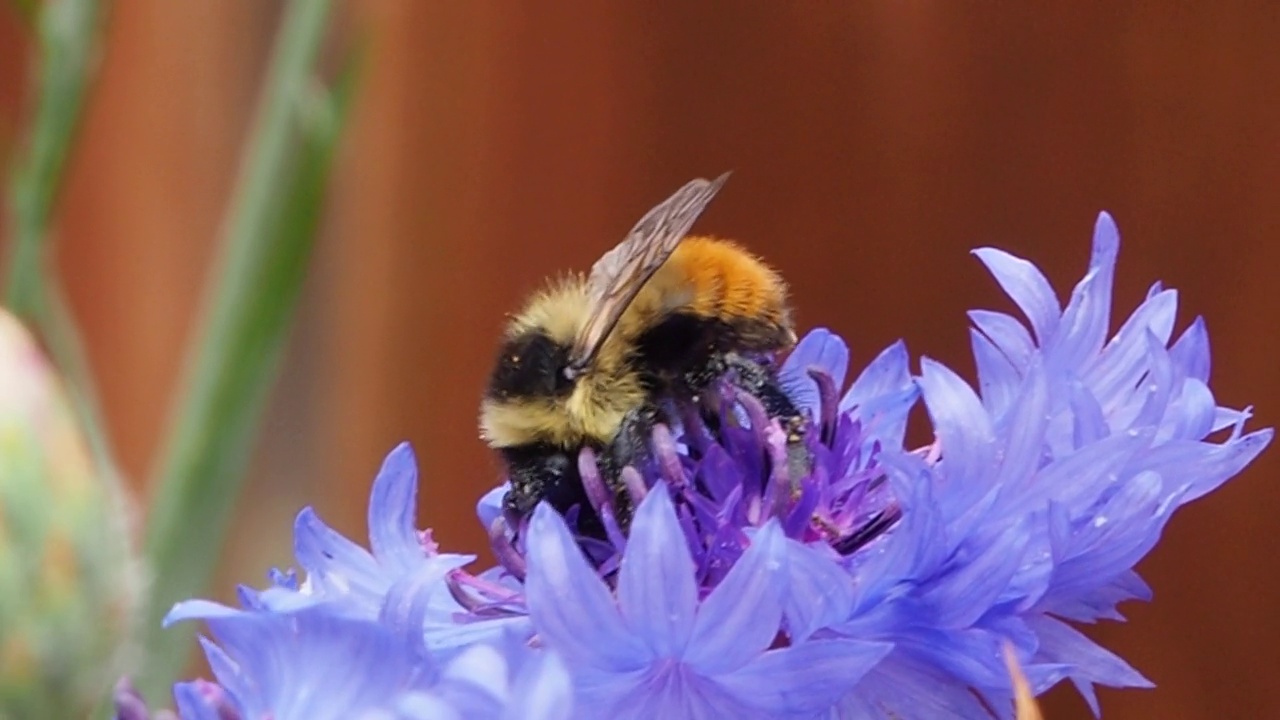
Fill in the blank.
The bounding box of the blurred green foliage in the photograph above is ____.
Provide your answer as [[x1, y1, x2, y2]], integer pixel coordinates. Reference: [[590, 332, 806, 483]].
[[3, 0, 116, 493], [139, 0, 352, 700], [1, 0, 356, 711], [6, 0, 99, 322]]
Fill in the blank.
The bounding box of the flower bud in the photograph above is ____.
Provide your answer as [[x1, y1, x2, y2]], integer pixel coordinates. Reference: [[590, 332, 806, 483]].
[[0, 309, 141, 718]]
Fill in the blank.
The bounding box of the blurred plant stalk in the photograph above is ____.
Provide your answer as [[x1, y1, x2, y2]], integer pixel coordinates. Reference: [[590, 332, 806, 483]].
[[4, 0, 116, 485], [2, 0, 352, 708], [6, 0, 99, 320], [0, 310, 141, 719], [136, 0, 352, 704]]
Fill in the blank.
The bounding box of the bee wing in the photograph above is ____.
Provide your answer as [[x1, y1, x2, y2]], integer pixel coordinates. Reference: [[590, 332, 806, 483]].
[[568, 173, 730, 371]]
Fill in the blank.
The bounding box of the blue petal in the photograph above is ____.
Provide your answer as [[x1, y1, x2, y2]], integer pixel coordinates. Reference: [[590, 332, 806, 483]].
[[685, 522, 787, 674], [1045, 272, 1106, 375], [1090, 212, 1121, 289], [524, 504, 648, 672], [1213, 406, 1252, 433], [717, 639, 892, 717], [1000, 516, 1055, 612], [424, 614, 533, 657], [836, 655, 995, 719], [198, 607, 434, 720], [779, 328, 849, 418], [1069, 381, 1109, 449], [1043, 213, 1119, 373], [840, 340, 912, 415], [1129, 332, 1176, 431], [1028, 614, 1152, 717], [970, 328, 1021, 420], [395, 693, 465, 720], [992, 359, 1049, 496], [477, 484, 509, 530], [1161, 378, 1215, 443], [197, 637, 250, 711], [1169, 316, 1210, 383], [892, 626, 1020, 695], [293, 507, 384, 605], [597, 666, 753, 720], [842, 340, 920, 453], [617, 484, 698, 657], [918, 359, 996, 492], [379, 563, 467, 657], [972, 247, 1061, 344], [1011, 432, 1148, 517], [1131, 428, 1272, 504], [164, 598, 245, 627], [1042, 569, 1153, 622], [865, 454, 950, 586], [1082, 289, 1177, 406], [918, 520, 1028, 629], [781, 540, 855, 642], [250, 586, 334, 614], [507, 650, 575, 720], [1047, 472, 1169, 602], [368, 442, 426, 572], [968, 310, 1036, 373], [441, 643, 509, 697]]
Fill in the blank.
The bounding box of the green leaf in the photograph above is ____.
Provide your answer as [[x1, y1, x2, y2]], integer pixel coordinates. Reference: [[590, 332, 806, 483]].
[[134, 0, 350, 703]]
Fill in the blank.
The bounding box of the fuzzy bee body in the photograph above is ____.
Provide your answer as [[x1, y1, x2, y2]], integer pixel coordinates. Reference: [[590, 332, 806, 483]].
[[479, 177, 803, 528]]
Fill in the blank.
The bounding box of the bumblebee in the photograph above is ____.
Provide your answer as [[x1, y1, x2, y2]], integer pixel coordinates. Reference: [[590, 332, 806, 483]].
[[479, 175, 803, 530]]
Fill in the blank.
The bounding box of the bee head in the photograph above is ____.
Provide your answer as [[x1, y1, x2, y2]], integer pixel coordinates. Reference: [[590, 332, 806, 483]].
[[487, 330, 577, 402]]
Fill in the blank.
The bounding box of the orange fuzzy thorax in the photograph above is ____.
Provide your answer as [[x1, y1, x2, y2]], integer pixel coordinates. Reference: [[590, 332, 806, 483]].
[[627, 235, 792, 335]]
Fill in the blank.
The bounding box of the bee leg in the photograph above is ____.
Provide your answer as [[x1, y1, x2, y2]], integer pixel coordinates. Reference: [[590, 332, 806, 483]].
[[596, 404, 661, 529], [719, 352, 801, 421], [718, 353, 813, 487]]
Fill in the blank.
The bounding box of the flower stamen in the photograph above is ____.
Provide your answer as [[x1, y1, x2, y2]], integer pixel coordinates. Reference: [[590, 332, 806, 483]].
[[488, 516, 526, 581], [578, 448, 627, 554]]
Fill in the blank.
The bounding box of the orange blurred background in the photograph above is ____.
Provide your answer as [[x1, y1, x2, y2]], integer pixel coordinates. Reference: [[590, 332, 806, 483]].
[[2, 3, 1278, 718]]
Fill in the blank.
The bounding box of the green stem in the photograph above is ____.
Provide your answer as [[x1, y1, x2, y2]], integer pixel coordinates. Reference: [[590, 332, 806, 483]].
[[6, 0, 100, 319], [135, 0, 337, 703]]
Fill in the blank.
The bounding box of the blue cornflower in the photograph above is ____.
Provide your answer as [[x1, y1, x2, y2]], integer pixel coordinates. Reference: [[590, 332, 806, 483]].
[[126, 210, 1269, 719], [522, 483, 891, 719], [828, 212, 1271, 717]]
